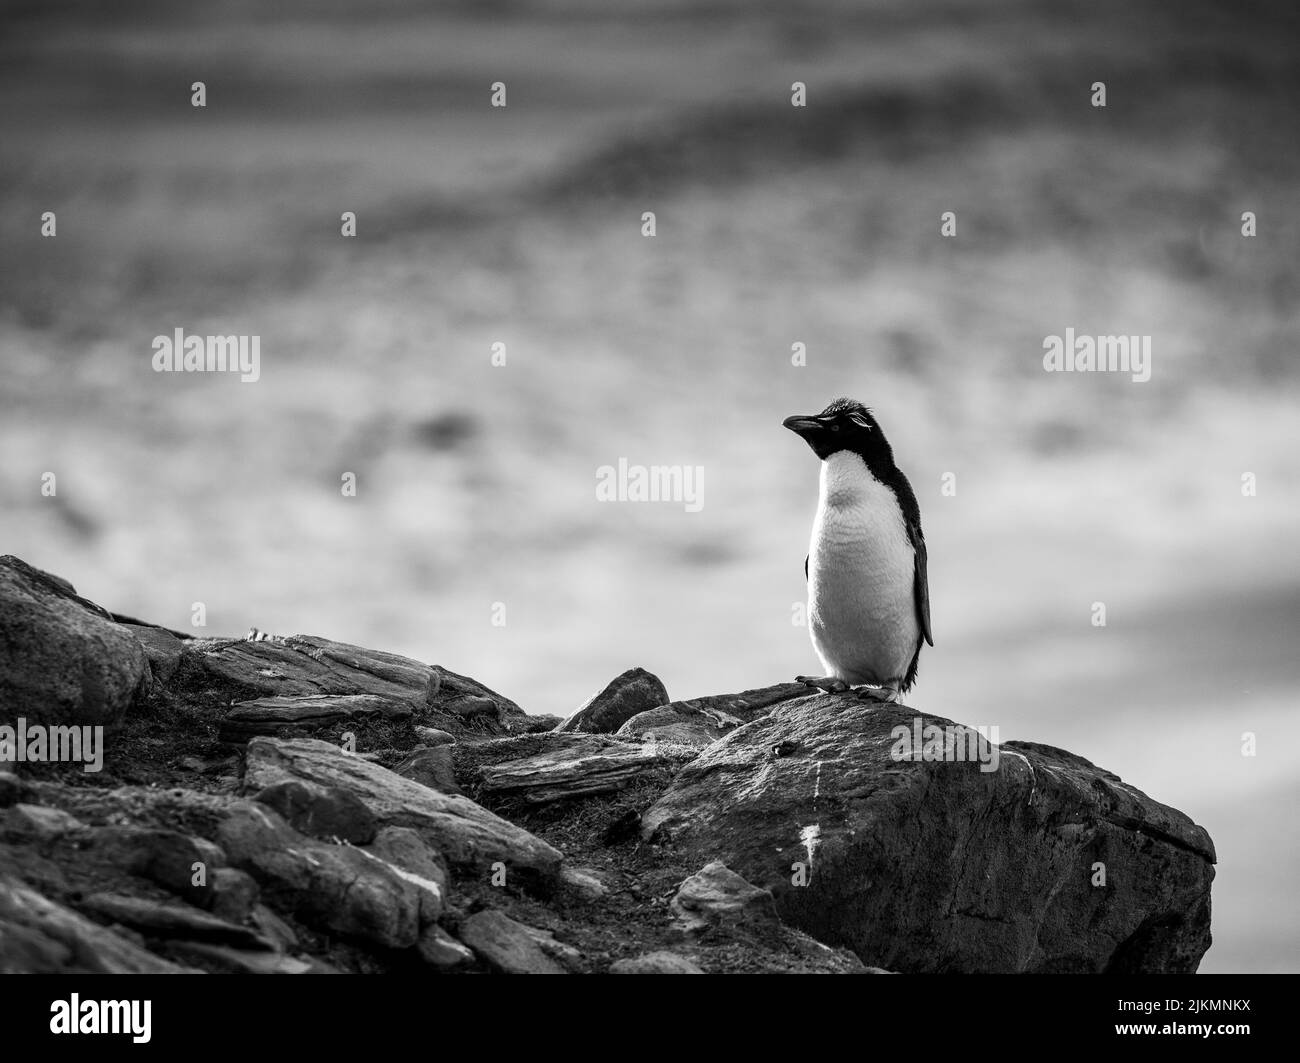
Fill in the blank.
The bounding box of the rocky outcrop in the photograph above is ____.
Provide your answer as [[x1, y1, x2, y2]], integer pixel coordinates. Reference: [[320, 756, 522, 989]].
[[85, 825, 228, 909], [0, 876, 189, 974], [78, 893, 274, 951], [184, 635, 533, 738], [414, 727, 457, 747], [0, 556, 150, 727], [642, 696, 1216, 974], [252, 778, 379, 844], [418, 925, 475, 969], [609, 950, 704, 974], [616, 682, 811, 748], [217, 800, 434, 949], [670, 861, 779, 934], [477, 738, 676, 805], [243, 737, 562, 881], [393, 746, 460, 794], [0, 556, 1217, 975], [219, 695, 414, 744], [121, 624, 185, 685], [554, 667, 670, 734], [457, 910, 566, 974]]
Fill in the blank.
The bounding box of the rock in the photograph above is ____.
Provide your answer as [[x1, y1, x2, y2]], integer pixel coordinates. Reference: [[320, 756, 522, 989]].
[[0, 556, 150, 727], [181, 636, 529, 735], [610, 950, 704, 974], [670, 862, 778, 934], [29, 778, 232, 833], [393, 746, 460, 794], [167, 941, 327, 974], [518, 924, 584, 969], [355, 847, 444, 925], [2, 804, 86, 843], [417, 925, 475, 969], [642, 696, 1217, 974], [616, 707, 726, 749], [122, 624, 185, 685], [0, 875, 185, 973], [217, 800, 423, 950], [558, 866, 608, 901], [554, 667, 669, 734], [87, 826, 226, 908], [457, 910, 565, 974], [444, 696, 498, 719], [364, 826, 449, 923], [467, 731, 628, 765], [676, 682, 814, 718], [519, 714, 565, 733], [243, 738, 562, 882], [178, 753, 239, 776], [250, 904, 299, 952], [477, 740, 675, 805], [0, 773, 26, 808], [208, 867, 259, 924], [431, 665, 531, 727], [778, 925, 869, 970], [617, 682, 813, 748], [253, 778, 379, 844], [4, 546, 1213, 976], [0, 917, 72, 971], [182, 636, 438, 708], [220, 695, 412, 744], [79, 892, 274, 950]]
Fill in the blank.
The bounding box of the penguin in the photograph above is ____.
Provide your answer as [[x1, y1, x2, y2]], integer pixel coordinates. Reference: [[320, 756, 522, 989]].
[[783, 398, 933, 701]]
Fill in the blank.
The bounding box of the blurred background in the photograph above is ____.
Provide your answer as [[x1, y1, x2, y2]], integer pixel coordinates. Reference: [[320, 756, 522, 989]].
[[1, 0, 1297, 972]]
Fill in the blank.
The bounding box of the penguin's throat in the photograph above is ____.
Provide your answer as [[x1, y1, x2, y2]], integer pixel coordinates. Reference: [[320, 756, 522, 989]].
[[818, 451, 880, 508]]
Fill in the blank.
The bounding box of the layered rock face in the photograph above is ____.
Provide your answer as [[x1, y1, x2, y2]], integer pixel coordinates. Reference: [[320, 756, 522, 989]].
[[641, 697, 1215, 973], [0, 557, 150, 727], [0, 555, 1215, 974]]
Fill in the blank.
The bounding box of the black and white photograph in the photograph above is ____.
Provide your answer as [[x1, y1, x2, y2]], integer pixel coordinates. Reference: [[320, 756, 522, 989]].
[[0, 0, 1294, 1038]]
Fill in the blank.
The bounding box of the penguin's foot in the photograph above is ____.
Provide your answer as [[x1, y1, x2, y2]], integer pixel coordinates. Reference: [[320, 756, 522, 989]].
[[795, 675, 850, 694], [851, 684, 901, 703]]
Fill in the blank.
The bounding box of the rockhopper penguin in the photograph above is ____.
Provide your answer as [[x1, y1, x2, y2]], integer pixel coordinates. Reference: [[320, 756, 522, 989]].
[[783, 398, 933, 701]]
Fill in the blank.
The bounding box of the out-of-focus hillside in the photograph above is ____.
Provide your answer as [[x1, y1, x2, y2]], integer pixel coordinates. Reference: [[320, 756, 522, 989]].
[[1, 0, 1298, 972]]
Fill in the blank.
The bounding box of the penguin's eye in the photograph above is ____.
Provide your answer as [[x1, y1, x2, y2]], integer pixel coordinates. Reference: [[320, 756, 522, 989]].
[[830, 424, 840, 431]]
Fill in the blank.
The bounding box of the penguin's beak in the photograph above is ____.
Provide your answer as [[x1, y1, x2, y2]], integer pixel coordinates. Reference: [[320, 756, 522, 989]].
[[782, 415, 821, 438]]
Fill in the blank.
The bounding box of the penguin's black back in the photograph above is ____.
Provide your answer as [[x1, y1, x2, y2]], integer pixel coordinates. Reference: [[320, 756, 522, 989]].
[[883, 463, 933, 692]]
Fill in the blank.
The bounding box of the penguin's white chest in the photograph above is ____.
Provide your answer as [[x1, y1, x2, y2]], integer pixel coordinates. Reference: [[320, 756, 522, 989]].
[[807, 451, 919, 685]]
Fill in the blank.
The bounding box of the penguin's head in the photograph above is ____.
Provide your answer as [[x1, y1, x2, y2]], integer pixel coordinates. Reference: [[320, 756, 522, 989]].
[[783, 397, 893, 469]]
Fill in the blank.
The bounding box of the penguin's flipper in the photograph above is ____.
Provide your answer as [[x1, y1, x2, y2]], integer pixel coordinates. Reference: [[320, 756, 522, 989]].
[[804, 554, 809, 581], [911, 524, 933, 647], [886, 466, 933, 647], [899, 529, 931, 694]]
